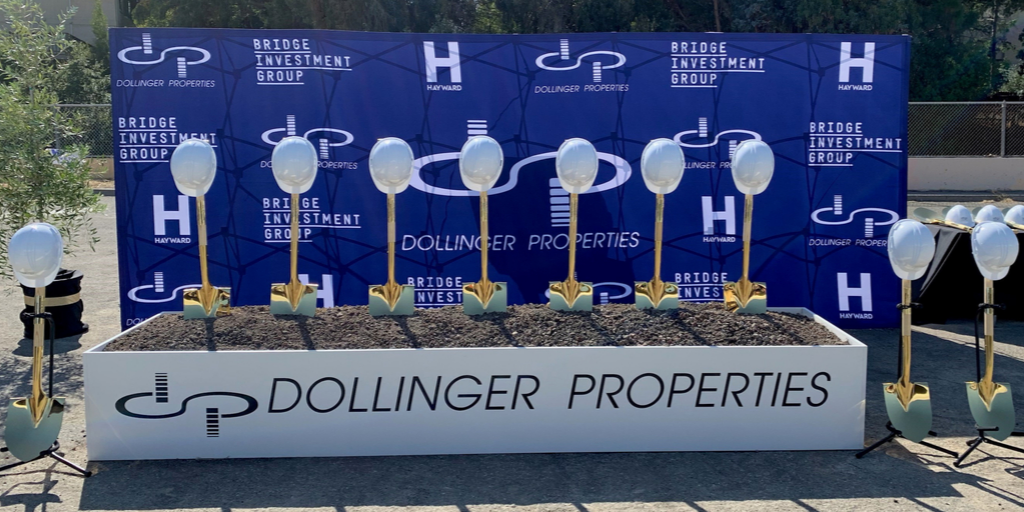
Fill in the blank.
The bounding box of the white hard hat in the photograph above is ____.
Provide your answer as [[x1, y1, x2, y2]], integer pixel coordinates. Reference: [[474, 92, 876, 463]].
[[9, 223, 63, 288], [1006, 205, 1024, 227], [640, 138, 685, 195], [271, 136, 318, 194], [971, 221, 1019, 280], [555, 138, 599, 195], [945, 205, 975, 227], [975, 204, 1005, 224], [170, 139, 217, 197], [731, 140, 774, 195], [887, 219, 935, 280], [369, 137, 415, 195], [459, 136, 503, 193]]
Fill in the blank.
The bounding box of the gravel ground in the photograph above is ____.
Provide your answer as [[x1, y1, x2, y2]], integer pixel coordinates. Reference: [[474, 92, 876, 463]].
[[106, 303, 843, 351]]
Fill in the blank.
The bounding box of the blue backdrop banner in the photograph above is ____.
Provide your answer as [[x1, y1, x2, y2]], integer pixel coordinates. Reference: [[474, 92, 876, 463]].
[[111, 28, 909, 330]]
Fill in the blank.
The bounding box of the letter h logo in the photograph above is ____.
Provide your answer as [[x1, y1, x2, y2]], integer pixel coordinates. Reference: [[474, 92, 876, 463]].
[[839, 42, 874, 83], [424, 42, 462, 83], [837, 272, 872, 312], [702, 196, 736, 235], [153, 195, 190, 236]]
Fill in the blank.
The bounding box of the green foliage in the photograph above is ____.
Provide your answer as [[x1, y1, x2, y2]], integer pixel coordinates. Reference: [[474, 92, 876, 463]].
[[0, 0, 104, 281], [999, 66, 1024, 97], [91, 0, 110, 74]]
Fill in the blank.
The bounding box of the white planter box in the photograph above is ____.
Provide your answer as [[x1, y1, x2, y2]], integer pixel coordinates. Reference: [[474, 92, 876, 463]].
[[84, 308, 867, 461]]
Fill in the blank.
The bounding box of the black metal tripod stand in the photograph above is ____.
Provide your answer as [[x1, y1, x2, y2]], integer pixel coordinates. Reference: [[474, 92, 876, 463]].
[[0, 313, 90, 477], [0, 441, 90, 476], [953, 303, 1024, 467], [857, 302, 959, 459]]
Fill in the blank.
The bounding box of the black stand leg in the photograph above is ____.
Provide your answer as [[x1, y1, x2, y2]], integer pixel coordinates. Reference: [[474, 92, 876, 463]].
[[954, 427, 1024, 467], [0, 442, 90, 477], [856, 421, 959, 458]]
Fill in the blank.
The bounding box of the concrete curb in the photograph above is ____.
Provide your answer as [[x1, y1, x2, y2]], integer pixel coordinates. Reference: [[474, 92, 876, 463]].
[[908, 191, 1024, 202]]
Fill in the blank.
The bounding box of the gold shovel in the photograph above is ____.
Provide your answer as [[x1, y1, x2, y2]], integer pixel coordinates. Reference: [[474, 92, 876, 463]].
[[965, 278, 1016, 441], [369, 193, 414, 316], [270, 193, 318, 316], [463, 190, 507, 315], [635, 193, 678, 310], [183, 194, 230, 319], [549, 192, 594, 311], [882, 279, 932, 443], [5, 289, 65, 462], [724, 194, 767, 314], [912, 207, 973, 231]]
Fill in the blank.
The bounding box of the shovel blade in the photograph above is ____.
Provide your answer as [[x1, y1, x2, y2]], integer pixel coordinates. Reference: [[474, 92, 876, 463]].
[[966, 382, 1017, 441], [5, 397, 64, 461], [723, 281, 767, 314], [270, 283, 318, 317], [913, 207, 942, 223], [183, 287, 231, 319], [548, 281, 593, 312], [634, 282, 679, 310], [368, 284, 415, 316], [462, 282, 507, 315], [883, 383, 933, 443]]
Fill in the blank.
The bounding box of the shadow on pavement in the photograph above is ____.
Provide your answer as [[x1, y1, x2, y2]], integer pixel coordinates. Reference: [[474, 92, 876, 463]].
[[77, 449, 980, 510], [13, 334, 84, 357]]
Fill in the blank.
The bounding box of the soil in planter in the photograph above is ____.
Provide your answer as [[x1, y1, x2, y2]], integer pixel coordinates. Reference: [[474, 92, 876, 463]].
[[106, 303, 845, 351]]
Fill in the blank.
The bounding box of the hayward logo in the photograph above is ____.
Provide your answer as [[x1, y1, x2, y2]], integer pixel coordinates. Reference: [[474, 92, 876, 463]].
[[117, 33, 210, 79], [837, 272, 873, 319], [701, 196, 737, 243], [838, 42, 874, 91], [261, 115, 354, 160], [811, 195, 897, 239], [535, 39, 626, 83], [152, 195, 191, 244], [424, 41, 462, 90], [115, 373, 258, 438]]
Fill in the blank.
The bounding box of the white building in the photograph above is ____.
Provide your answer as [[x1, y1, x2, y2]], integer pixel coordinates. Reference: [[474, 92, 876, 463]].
[[38, 0, 123, 44]]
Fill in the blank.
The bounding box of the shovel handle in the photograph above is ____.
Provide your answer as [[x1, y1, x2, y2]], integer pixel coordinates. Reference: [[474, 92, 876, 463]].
[[899, 280, 912, 386], [741, 194, 753, 282], [982, 279, 996, 384]]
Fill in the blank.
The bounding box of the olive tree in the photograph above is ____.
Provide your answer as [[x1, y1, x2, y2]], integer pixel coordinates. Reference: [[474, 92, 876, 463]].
[[0, 0, 103, 282]]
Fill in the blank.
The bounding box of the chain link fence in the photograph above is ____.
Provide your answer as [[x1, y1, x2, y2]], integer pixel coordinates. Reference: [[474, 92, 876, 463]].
[[54, 104, 113, 157], [909, 101, 1024, 157], [49, 102, 1024, 159]]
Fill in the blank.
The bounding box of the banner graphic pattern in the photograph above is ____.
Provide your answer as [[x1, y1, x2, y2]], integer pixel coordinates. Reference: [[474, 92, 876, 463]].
[[111, 29, 910, 329]]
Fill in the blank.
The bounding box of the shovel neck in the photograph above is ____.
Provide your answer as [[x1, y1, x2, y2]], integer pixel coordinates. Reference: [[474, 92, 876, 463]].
[[983, 279, 996, 383], [289, 193, 301, 284], [387, 193, 396, 286], [741, 194, 753, 280], [479, 191, 489, 283], [30, 287, 47, 424], [566, 193, 578, 284], [900, 280, 912, 383]]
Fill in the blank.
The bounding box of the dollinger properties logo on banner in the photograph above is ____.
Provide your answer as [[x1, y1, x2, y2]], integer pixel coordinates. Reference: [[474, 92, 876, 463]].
[[110, 29, 910, 329]]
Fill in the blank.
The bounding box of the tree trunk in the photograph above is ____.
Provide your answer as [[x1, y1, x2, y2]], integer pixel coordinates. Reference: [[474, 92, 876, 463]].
[[309, 0, 327, 29], [713, 0, 722, 32]]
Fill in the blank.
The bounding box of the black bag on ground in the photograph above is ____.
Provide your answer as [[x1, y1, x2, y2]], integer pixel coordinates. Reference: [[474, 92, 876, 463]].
[[20, 269, 88, 339]]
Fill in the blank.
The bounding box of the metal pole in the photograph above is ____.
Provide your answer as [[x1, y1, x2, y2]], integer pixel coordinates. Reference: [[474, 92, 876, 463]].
[[1002, 101, 1007, 157]]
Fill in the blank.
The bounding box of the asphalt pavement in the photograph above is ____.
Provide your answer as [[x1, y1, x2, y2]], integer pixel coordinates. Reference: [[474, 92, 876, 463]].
[[0, 197, 1023, 512]]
